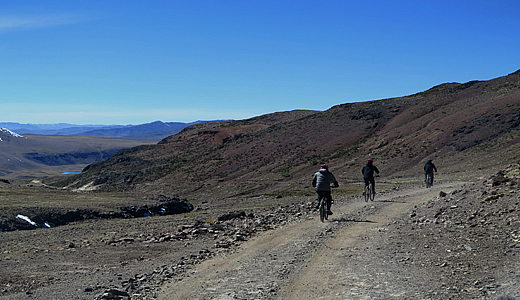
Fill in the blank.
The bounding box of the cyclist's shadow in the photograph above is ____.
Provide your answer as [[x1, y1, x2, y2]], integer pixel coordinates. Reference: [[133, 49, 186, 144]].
[[331, 216, 376, 223], [373, 199, 401, 203]]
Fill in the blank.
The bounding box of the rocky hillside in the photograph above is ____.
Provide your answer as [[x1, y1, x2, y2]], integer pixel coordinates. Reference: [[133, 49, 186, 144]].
[[52, 70, 520, 199]]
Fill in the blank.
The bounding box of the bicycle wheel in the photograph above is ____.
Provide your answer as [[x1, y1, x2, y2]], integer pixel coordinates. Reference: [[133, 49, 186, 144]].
[[319, 199, 326, 222], [426, 174, 432, 188], [369, 183, 375, 201]]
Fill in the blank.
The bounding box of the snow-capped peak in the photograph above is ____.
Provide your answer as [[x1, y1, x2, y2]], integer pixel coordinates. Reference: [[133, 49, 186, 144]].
[[0, 127, 24, 141]]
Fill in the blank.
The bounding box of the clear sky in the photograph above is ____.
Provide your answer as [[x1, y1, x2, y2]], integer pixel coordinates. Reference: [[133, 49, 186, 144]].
[[1, 1, 519, 125]]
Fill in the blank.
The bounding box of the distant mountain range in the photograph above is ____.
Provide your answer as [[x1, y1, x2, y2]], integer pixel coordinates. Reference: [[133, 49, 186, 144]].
[[0, 120, 214, 140]]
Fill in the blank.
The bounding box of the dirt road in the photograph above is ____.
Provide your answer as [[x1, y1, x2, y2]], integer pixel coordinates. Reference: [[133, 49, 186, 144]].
[[160, 182, 464, 300], [3, 175, 518, 300]]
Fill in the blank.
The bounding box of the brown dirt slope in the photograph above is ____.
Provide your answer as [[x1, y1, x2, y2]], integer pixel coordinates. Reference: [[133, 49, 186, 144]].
[[51, 70, 520, 200]]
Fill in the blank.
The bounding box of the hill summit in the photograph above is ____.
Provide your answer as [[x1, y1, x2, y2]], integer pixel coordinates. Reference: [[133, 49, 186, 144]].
[[53, 70, 520, 199]]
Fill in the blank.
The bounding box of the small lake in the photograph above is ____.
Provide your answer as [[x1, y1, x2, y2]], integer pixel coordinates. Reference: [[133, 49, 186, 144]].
[[62, 172, 81, 175]]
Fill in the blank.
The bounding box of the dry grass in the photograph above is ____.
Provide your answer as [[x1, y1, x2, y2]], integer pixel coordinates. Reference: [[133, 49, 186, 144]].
[[0, 182, 147, 212]]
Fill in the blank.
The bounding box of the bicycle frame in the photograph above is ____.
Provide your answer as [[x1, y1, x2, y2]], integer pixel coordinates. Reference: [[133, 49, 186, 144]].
[[364, 182, 374, 202], [319, 196, 328, 222], [426, 173, 433, 188]]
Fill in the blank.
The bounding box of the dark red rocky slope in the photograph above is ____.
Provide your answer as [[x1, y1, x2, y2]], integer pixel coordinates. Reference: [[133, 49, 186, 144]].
[[52, 70, 520, 200]]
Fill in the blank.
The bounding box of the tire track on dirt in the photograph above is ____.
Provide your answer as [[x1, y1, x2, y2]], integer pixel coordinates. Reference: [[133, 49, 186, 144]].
[[279, 182, 463, 300]]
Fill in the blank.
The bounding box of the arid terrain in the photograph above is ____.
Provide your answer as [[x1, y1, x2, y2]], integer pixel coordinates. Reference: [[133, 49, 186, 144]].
[[1, 70, 520, 299], [1, 164, 519, 299]]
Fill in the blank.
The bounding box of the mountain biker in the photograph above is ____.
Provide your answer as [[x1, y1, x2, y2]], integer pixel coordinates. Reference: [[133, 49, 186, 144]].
[[362, 159, 380, 195], [312, 164, 339, 215], [424, 159, 438, 184]]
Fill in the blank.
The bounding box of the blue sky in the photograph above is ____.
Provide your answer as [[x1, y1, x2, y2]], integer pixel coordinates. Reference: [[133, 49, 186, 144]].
[[1, 1, 519, 125]]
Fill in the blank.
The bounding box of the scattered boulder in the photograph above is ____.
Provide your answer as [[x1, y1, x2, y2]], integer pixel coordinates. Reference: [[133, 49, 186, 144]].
[[97, 289, 130, 300], [491, 171, 510, 186], [217, 211, 246, 222], [120, 196, 193, 217]]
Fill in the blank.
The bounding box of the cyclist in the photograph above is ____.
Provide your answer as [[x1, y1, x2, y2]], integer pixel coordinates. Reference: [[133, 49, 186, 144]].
[[362, 159, 380, 195], [312, 164, 339, 215], [424, 159, 437, 184]]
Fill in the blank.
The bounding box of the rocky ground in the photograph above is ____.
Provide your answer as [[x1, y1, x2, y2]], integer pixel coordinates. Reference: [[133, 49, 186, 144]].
[[1, 164, 520, 299]]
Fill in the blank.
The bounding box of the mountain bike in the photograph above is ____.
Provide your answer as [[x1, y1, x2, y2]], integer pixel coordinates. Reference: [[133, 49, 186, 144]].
[[364, 174, 378, 202], [317, 186, 337, 222], [425, 173, 433, 188], [364, 182, 374, 202], [318, 195, 328, 222]]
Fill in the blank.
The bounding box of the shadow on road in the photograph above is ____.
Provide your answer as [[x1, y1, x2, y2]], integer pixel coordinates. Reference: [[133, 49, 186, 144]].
[[331, 216, 376, 223], [373, 199, 407, 203]]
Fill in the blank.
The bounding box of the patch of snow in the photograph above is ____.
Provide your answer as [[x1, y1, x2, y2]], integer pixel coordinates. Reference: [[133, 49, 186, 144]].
[[0, 127, 24, 140], [16, 214, 37, 226]]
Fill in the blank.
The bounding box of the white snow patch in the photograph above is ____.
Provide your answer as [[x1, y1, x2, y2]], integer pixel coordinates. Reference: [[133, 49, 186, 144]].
[[0, 127, 24, 140], [16, 214, 37, 226]]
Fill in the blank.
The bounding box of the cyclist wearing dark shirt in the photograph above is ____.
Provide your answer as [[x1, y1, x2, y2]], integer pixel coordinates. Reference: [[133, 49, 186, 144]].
[[362, 159, 380, 195], [424, 159, 438, 182]]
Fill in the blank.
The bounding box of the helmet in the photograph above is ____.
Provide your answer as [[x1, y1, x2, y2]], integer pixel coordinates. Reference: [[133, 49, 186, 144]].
[[367, 159, 373, 163], [320, 164, 329, 169]]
